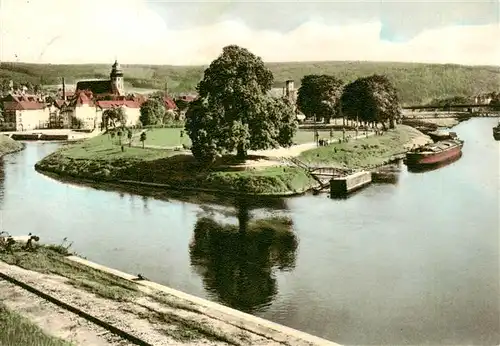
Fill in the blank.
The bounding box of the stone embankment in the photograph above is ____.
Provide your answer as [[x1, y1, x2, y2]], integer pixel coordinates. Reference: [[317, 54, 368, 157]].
[[0, 237, 341, 346], [3, 129, 102, 142]]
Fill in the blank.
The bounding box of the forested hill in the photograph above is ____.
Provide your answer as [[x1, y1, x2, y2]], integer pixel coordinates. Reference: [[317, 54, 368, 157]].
[[1, 61, 499, 105]]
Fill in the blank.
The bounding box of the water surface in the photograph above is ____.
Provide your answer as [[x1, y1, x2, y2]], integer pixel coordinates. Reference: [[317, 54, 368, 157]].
[[1, 118, 498, 345]]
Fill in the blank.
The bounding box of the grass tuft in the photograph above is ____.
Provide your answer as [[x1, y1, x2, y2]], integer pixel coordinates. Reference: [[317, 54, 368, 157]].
[[0, 302, 74, 346]]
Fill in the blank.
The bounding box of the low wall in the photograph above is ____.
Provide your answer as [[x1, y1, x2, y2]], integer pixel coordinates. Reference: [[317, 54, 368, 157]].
[[10, 133, 69, 141], [40, 134, 69, 141], [63, 255, 341, 346], [11, 134, 41, 140]]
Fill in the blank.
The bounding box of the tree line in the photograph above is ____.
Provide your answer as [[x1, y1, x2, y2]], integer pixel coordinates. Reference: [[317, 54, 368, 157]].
[[0, 79, 42, 96], [296, 73, 402, 129]]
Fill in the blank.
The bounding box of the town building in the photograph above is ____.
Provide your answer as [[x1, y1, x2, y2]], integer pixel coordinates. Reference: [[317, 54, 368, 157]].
[[62, 90, 144, 130], [1, 60, 179, 131], [75, 60, 125, 97], [1, 94, 50, 131], [60, 61, 144, 129]]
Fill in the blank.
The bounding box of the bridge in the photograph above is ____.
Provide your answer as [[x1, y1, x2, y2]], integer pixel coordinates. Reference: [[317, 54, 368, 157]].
[[402, 104, 495, 110]]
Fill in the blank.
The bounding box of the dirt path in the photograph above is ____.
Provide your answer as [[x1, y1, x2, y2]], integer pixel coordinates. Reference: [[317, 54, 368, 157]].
[[0, 260, 310, 346], [0, 280, 131, 346]]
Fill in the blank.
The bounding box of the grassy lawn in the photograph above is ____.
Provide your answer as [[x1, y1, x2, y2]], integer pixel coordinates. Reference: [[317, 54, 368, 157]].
[[133, 127, 359, 147], [299, 125, 423, 169], [0, 243, 141, 302], [0, 303, 73, 346], [138, 128, 192, 147], [59, 133, 176, 161]]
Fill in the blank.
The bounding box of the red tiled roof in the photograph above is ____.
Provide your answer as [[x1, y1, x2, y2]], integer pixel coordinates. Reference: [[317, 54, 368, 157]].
[[2, 94, 46, 110], [3, 100, 46, 110], [75, 92, 93, 106], [96, 100, 141, 109], [163, 96, 177, 110]]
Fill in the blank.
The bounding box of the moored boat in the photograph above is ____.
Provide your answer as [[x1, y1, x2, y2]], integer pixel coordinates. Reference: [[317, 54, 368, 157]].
[[493, 122, 500, 140], [427, 130, 458, 142], [405, 138, 464, 167], [407, 153, 462, 173]]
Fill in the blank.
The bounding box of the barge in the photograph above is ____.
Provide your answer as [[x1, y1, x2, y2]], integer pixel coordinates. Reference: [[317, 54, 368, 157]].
[[405, 138, 464, 168], [427, 130, 458, 142]]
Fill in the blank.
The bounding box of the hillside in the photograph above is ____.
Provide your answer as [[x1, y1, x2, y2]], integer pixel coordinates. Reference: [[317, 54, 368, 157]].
[[1, 61, 499, 105]]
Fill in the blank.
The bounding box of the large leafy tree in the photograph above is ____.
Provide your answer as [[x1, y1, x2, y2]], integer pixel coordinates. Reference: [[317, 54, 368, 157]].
[[296, 74, 344, 123], [341, 74, 401, 129], [102, 107, 127, 130], [185, 45, 298, 162], [174, 98, 190, 112], [139, 98, 165, 126]]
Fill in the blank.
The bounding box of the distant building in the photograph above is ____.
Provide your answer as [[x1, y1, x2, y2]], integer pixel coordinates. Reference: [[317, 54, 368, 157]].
[[61, 90, 144, 130], [53, 61, 181, 130], [75, 60, 124, 97], [1, 94, 50, 131]]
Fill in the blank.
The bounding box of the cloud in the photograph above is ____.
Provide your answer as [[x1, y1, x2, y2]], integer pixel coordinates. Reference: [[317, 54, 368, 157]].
[[0, 0, 499, 66]]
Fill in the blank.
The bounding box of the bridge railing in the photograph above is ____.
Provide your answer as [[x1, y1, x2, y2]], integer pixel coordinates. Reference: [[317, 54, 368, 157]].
[[403, 104, 493, 110]]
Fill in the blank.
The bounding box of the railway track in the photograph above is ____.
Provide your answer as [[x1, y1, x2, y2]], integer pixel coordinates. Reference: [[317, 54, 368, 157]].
[[0, 270, 153, 346]]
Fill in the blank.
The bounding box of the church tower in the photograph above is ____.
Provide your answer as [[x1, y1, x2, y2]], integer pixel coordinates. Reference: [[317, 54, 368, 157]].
[[110, 60, 124, 96]]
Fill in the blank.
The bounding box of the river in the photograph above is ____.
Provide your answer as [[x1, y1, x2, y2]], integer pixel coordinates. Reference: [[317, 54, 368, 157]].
[[1, 118, 498, 345]]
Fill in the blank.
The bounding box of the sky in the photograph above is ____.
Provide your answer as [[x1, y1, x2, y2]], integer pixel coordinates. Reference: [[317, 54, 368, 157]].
[[0, 0, 499, 66]]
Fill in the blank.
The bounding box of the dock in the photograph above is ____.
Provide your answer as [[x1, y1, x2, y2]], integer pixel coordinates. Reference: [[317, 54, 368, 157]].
[[330, 171, 372, 197], [286, 157, 373, 196], [10, 133, 69, 141]]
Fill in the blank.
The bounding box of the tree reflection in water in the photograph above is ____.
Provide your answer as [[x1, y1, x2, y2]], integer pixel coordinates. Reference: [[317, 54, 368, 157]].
[[189, 205, 298, 314]]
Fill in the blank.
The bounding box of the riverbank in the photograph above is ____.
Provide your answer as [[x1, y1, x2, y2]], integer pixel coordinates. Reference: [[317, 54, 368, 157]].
[[0, 135, 24, 157], [34, 134, 316, 196], [299, 125, 431, 169], [0, 237, 339, 346], [34, 125, 428, 196]]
